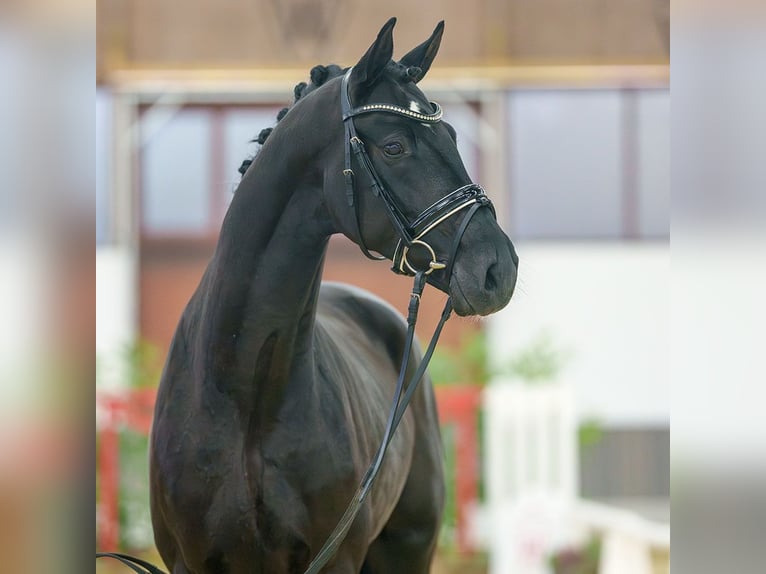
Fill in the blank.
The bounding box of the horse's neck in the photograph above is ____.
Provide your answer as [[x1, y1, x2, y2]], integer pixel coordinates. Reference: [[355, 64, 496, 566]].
[[194, 137, 331, 411]]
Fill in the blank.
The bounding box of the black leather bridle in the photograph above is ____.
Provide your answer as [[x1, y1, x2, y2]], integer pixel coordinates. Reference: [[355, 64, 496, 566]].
[[96, 67, 497, 574], [340, 68, 495, 292]]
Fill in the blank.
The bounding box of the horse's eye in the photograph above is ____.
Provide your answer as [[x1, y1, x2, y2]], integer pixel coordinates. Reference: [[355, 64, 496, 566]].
[[383, 142, 403, 156]]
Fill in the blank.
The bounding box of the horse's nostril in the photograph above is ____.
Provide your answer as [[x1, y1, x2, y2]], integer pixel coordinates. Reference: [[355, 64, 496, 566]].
[[484, 262, 498, 292]]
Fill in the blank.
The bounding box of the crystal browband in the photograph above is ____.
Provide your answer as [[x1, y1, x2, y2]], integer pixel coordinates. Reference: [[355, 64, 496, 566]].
[[344, 102, 443, 123]]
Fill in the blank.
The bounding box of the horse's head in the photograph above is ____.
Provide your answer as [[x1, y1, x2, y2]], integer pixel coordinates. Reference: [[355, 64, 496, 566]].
[[319, 18, 518, 316]]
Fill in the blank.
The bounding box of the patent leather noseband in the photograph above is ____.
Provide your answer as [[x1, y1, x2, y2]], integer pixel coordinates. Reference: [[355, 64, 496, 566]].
[[340, 68, 495, 291]]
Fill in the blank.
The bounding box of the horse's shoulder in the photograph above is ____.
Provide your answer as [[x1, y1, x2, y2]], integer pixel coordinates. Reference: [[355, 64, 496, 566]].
[[316, 282, 412, 368], [318, 282, 408, 334]]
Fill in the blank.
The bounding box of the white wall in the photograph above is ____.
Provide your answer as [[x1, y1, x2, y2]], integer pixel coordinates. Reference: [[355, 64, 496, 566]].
[[0, 239, 48, 416], [96, 246, 138, 390], [487, 242, 669, 426]]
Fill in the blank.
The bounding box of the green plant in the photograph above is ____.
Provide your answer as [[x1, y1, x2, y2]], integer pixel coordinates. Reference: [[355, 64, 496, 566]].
[[578, 417, 605, 449], [430, 330, 569, 387], [430, 330, 491, 386], [97, 339, 162, 550], [504, 333, 569, 384], [97, 340, 162, 391], [119, 431, 153, 549], [438, 425, 458, 548]]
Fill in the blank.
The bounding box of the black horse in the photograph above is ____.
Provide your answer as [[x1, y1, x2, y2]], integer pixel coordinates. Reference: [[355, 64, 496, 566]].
[[149, 18, 518, 574]]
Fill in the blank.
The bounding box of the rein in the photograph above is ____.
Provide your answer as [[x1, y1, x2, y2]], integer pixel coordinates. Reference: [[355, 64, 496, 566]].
[[303, 271, 451, 573], [96, 66, 495, 574]]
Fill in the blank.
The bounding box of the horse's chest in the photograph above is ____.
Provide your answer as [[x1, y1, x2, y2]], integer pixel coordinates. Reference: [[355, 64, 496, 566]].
[[250, 397, 359, 497], [241, 374, 410, 529]]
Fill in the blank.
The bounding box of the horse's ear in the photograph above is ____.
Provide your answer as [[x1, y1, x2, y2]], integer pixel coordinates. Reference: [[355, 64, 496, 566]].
[[350, 17, 396, 99], [399, 21, 444, 83]]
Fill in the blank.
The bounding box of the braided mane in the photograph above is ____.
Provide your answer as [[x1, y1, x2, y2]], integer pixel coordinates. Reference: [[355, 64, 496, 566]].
[[237, 64, 346, 177], [237, 62, 422, 178]]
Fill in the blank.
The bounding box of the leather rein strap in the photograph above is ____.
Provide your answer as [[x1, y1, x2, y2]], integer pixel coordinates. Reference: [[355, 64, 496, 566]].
[[303, 272, 450, 574], [95, 552, 167, 574]]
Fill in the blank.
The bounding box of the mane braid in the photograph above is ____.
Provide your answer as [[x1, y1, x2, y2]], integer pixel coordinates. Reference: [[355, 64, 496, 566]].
[[236, 61, 421, 179], [237, 64, 347, 179]]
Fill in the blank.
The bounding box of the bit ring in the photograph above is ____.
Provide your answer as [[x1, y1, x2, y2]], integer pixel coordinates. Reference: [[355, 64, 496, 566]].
[[402, 240, 444, 275]]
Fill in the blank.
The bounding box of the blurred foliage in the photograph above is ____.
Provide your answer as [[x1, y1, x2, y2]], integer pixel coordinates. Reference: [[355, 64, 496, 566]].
[[578, 417, 605, 449], [97, 340, 161, 550], [118, 432, 153, 549], [429, 330, 491, 386], [505, 333, 569, 383], [432, 548, 488, 574], [430, 330, 569, 387], [123, 340, 162, 389], [438, 425, 458, 548], [96, 340, 162, 390], [549, 535, 601, 574]]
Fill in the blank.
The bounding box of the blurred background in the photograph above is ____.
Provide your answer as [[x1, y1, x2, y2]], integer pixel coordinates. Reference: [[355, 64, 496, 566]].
[[95, 2, 669, 573]]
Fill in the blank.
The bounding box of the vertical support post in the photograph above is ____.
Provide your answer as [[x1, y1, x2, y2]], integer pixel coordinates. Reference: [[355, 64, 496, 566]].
[[454, 397, 479, 552], [436, 386, 482, 553], [97, 398, 121, 552]]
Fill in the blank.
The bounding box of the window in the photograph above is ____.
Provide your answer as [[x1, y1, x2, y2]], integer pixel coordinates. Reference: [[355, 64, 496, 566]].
[[636, 90, 670, 237], [507, 89, 669, 239], [139, 105, 282, 238], [141, 107, 212, 234], [508, 90, 623, 239], [222, 108, 284, 210]]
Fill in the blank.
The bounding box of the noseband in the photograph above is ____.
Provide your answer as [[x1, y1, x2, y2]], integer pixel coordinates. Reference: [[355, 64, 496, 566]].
[[340, 68, 495, 291]]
